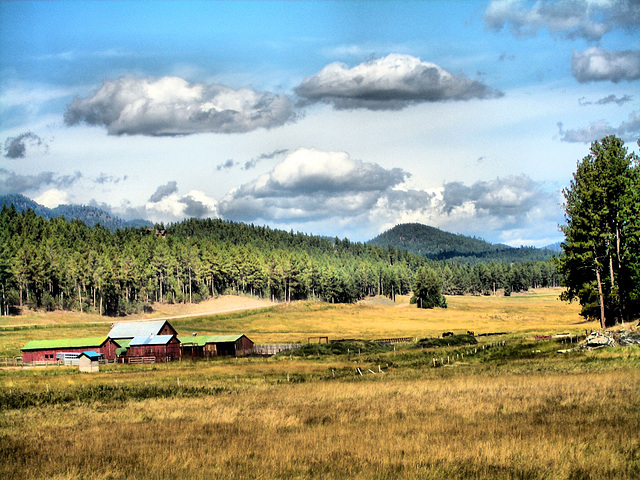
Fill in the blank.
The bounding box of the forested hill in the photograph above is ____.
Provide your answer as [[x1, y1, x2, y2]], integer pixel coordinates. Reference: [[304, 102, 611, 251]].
[[0, 208, 560, 316], [0, 194, 152, 231], [368, 223, 555, 263]]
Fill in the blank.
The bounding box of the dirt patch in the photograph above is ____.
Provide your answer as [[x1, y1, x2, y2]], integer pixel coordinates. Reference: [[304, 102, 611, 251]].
[[139, 295, 276, 320], [358, 296, 397, 307], [2, 295, 277, 327]]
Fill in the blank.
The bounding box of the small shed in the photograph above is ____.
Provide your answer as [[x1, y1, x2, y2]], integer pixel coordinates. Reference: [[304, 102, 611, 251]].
[[78, 351, 101, 373]]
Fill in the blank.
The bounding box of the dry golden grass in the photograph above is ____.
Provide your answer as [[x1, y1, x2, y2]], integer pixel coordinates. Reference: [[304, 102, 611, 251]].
[[1, 288, 636, 480], [170, 288, 592, 344], [2, 367, 638, 479], [0, 288, 594, 356]]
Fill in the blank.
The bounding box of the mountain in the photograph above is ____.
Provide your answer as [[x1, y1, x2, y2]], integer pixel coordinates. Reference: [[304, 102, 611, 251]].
[[368, 223, 555, 263], [543, 241, 562, 252], [0, 194, 152, 231]]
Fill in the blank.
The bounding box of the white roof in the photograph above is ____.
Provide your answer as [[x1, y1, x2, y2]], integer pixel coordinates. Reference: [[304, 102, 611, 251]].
[[108, 320, 169, 339], [129, 335, 175, 346]]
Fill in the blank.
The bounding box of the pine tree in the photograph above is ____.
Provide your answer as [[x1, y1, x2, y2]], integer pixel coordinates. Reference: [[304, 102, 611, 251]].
[[412, 266, 447, 309], [556, 136, 640, 327]]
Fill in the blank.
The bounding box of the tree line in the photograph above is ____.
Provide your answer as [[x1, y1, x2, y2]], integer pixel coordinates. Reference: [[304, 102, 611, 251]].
[[0, 208, 559, 316]]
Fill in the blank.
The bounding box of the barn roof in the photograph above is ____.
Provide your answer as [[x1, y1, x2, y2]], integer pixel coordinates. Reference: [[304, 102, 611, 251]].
[[129, 335, 175, 346], [108, 320, 171, 339], [178, 334, 246, 346], [79, 351, 102, 359], [21, 336, 109, 351], [114, 338, 132, 348]]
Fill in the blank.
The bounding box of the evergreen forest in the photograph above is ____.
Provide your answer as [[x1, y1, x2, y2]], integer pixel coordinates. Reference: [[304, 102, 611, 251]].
[[0, 206, 560, 316]]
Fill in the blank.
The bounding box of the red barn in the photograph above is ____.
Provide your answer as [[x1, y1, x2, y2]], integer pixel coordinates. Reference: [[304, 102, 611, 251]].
[[179, 334, 254, 357], [108, 320, 177, 340], [21, 337, 119, 363], [119, 335, 180, 362]]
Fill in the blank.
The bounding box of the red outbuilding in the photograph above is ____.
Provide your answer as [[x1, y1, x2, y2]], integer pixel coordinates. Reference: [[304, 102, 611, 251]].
[[21, 336, 119, 363], [119, 335, 181, 362]]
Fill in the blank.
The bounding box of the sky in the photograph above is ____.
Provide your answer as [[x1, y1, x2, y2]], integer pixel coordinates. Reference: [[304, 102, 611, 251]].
[[1, 0, 639, 247]]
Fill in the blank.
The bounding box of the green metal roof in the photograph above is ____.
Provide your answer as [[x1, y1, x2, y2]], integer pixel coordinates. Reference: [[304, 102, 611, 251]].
[[21, 336, 109, 351], [178, 334, 244, 346], [114, 338, 132, 348]]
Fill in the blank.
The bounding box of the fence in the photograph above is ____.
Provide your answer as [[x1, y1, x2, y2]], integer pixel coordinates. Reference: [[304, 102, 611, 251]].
[[127, 356, 156, 364], [253, 344, 303, 356], [0, 357, 23, 366], [373, 337, 415, 345]]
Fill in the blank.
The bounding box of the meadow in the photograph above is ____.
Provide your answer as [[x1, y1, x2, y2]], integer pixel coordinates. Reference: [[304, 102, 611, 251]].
[[1, 289, 639, 480]]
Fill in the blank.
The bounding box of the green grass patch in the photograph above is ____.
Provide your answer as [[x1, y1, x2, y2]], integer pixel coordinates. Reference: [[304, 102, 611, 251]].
[[416, 334, 477, 348], [277, 339, 393, 357]]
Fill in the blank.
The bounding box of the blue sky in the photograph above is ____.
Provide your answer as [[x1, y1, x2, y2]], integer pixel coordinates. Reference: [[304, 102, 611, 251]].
[[1, 1, 639, 246]]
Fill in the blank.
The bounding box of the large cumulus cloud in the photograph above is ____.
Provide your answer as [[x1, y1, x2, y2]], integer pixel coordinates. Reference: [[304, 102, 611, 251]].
[[145, 186, 219, 223], [214, 148, 561, 245], [64, 76, 296, 136], [294, 54, 502, 111], [441, 176, 549, 221], [218, 147, 413, 222], [429, 176, 562, 246], [485, 0, 640, 41], [572, 47, 640, 83]]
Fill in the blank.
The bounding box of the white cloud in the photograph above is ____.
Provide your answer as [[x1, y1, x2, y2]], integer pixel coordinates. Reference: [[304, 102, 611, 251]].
[[218, 147, 411, 222], [145, 189, 219, 223], [558, 110, 640, 143], [485, 0, 640, 41], [214, 147, 561, 245], [64, 76, 296, 136], [572, 47, 640, 83], [34, 189, 70, 208], [295, 54, 502, 110]]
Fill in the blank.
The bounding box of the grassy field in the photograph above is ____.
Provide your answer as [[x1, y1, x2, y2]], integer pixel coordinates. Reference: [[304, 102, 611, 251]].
[[0, 288, 593, 357], [1, 289, 639, 479]]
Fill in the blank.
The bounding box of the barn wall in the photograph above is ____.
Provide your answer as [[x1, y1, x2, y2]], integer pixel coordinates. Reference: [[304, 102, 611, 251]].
[[124, 338, 180, 362], [240, 336, 254, 354], [159, 322, 178, 336]]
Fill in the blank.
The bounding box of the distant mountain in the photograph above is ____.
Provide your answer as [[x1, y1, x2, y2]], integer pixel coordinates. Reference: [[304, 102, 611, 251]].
[[0, 194, 153, 231], [368, 223, 555, 263], [543, 242, 562, 252]]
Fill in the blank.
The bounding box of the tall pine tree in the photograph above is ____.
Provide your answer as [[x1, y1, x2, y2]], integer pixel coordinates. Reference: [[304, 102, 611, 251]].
[[556, 136, 640, 327]]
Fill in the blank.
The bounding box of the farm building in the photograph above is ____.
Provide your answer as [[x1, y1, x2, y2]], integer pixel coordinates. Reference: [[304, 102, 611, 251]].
[[108, 320, 181, 363], [108, 320, 177, 340], [21, 336, 119, 363], [78, 351, 102, 372], [179, 334, 254, 357], [124, 335, 180, 362]]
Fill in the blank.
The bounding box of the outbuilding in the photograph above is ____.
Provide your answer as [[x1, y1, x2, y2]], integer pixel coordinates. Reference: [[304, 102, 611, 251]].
[[21, 337, 119, 363], [108, 320, 178, 340], [78, 351, 101, 373], [121, 335, 181, 362], [179, 334, 254, 357]]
